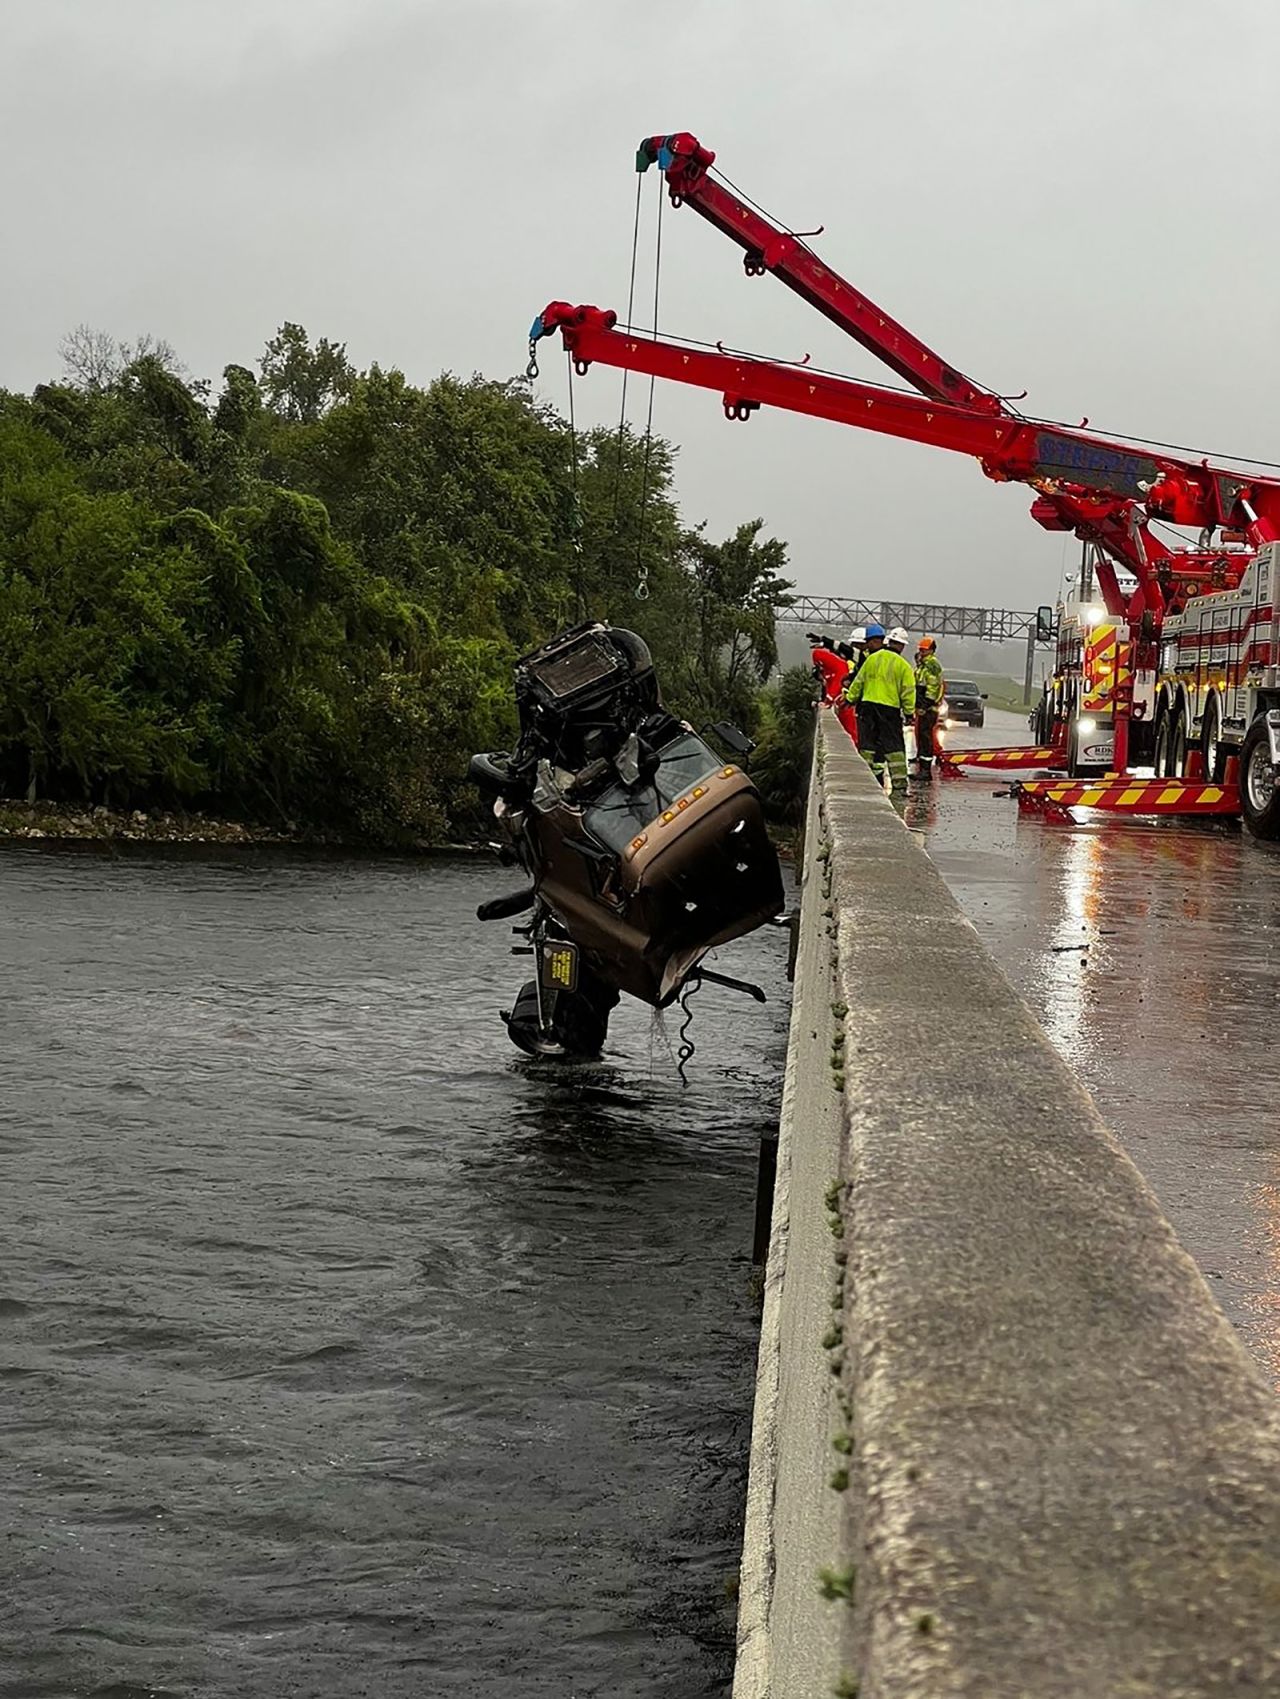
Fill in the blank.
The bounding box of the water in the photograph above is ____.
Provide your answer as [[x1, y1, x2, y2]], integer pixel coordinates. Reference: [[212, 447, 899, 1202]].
[[0, 850, 791, 1698]]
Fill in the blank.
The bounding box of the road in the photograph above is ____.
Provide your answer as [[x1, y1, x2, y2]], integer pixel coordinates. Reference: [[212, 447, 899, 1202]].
[[907, 706, 1280, 1387]]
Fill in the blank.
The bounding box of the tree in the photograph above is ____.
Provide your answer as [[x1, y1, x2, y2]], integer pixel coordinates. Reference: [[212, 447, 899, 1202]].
[[2, 324, 794, 842], [752, 666, 816, 825], [58, 324, 119, 392], [59, 324, 185, 392], [213, 364, 262, 440], [675, 519, 794, 728], [259, 322, 354, 423]]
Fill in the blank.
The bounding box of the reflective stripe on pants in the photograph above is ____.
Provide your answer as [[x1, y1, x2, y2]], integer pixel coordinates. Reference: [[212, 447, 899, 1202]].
[[856, 702, 909, 796]]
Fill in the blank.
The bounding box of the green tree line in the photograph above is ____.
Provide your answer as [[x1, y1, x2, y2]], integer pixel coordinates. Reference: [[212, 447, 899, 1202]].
[[0, 323, 803, 842]]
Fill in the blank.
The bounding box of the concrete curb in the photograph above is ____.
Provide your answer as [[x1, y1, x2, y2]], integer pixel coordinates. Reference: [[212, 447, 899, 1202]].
[[742, 713, 1280, 1698]]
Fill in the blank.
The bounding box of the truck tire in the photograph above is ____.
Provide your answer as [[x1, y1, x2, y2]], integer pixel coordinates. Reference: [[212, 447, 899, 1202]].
[[1200, 695, 1224, 784], [1239, 719, 1280, 839], [1154, 704, 1185, 779], [1152, 703, 1171, 777], [1169, 710, 1188, 780], [501, 970, 618, 1059]]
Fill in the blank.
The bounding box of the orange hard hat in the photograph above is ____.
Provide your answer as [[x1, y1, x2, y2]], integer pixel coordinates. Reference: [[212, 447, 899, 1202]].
[[918, 635, 937, 652]]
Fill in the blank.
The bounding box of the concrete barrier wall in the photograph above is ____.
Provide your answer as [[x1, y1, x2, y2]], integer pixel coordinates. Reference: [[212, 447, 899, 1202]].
[[735, 712, 1280, 1698]]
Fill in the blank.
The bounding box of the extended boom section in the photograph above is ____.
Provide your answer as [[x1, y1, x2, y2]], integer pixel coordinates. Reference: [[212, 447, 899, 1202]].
[[532, 301, 1280, 538], [637, 132, 1002, 411]]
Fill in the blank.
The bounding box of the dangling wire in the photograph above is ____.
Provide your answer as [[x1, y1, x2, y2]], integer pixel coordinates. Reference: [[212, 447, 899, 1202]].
[[566, 352, 586, 621], [634, 188, 664, 602], [675, 971, 702, 1087]]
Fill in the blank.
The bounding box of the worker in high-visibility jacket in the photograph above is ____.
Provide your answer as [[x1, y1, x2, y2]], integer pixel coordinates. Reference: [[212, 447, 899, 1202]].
[[842, 623, 916, 797], [913, 636, 946, 779]]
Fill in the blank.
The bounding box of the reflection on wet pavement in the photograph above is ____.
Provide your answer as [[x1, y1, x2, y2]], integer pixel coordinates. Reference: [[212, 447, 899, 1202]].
[[913, 709, 1280, 1388]]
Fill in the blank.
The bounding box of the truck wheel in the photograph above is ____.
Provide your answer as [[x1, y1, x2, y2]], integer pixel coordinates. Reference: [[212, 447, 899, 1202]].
[[1200, 697, 1224, 784], [1152, 705, 1170, 776], [501, 972, 618, 1058], [1240, 719, 1280, 839], [1168, 711, 1187, 780]]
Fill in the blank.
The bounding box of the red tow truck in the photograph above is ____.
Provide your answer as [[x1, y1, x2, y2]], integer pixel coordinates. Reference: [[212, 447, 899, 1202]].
[[530, 133, 1280, 837]]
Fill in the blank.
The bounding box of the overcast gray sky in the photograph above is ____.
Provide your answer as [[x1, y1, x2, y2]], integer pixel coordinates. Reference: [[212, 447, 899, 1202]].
[[4, 0, 1277, 611]]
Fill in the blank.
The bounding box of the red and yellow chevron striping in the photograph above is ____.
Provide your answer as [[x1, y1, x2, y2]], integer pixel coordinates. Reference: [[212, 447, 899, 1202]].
[[1082, 623, 1119, 712], [939, 746, 1062, 770], [1015, 777, 1239, 817]]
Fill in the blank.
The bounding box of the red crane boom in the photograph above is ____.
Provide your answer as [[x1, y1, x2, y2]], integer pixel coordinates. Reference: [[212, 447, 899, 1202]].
[[633, 133, 1268, 629], [530, 300, 1280, 546], [636, 133, 1001, 413], [532, 136, 1280, 779]]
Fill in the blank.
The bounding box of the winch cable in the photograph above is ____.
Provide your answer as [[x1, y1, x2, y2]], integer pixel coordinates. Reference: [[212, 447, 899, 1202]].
[[565, 351, 586, 621], [633, 185, 663, 601], [610, 174, 646, 532], [675, 971, 702, 1087]]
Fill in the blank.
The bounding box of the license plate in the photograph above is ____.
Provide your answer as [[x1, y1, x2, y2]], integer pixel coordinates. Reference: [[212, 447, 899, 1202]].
[[539, 940, 579, 994]]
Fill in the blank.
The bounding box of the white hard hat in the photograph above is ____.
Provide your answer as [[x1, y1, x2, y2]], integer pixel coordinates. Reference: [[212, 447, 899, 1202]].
[[848, 627, 866, 646], [887, 625, 909, 645]]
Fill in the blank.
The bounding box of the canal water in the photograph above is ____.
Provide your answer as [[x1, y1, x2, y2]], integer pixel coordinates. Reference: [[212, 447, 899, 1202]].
[[0, 849, 792, 1697]]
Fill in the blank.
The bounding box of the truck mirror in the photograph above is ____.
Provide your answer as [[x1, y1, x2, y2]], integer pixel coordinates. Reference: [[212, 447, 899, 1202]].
[[706, 720, 755, 757], [1035, 604, 1055, 642]]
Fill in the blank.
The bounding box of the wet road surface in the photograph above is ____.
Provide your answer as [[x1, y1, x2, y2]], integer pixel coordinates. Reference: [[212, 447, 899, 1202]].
[[911, 707, 1280, 1386], [0, 850, 791, 1698]]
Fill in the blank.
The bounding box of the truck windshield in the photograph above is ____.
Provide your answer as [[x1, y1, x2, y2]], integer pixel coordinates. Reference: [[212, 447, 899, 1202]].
[[947, 681, 979, 694], [583, 732, 724, 853]]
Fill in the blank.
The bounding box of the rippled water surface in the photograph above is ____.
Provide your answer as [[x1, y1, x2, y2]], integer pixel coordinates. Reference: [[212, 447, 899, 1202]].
[[0, 850, 791, 1697]]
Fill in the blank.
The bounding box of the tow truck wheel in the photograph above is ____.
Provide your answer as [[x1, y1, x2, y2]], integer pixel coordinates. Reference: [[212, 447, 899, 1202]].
[[1169, 711, 1188, 780], [1200, 697, 1224, 784], [1152, 704, 1171, 777], [1239, 719, 1280, 840], [1031, 690, 1050, 744]]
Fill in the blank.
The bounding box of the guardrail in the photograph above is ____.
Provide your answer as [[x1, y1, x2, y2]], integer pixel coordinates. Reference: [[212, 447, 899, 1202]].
[[735, 711, 1280, 1697]]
